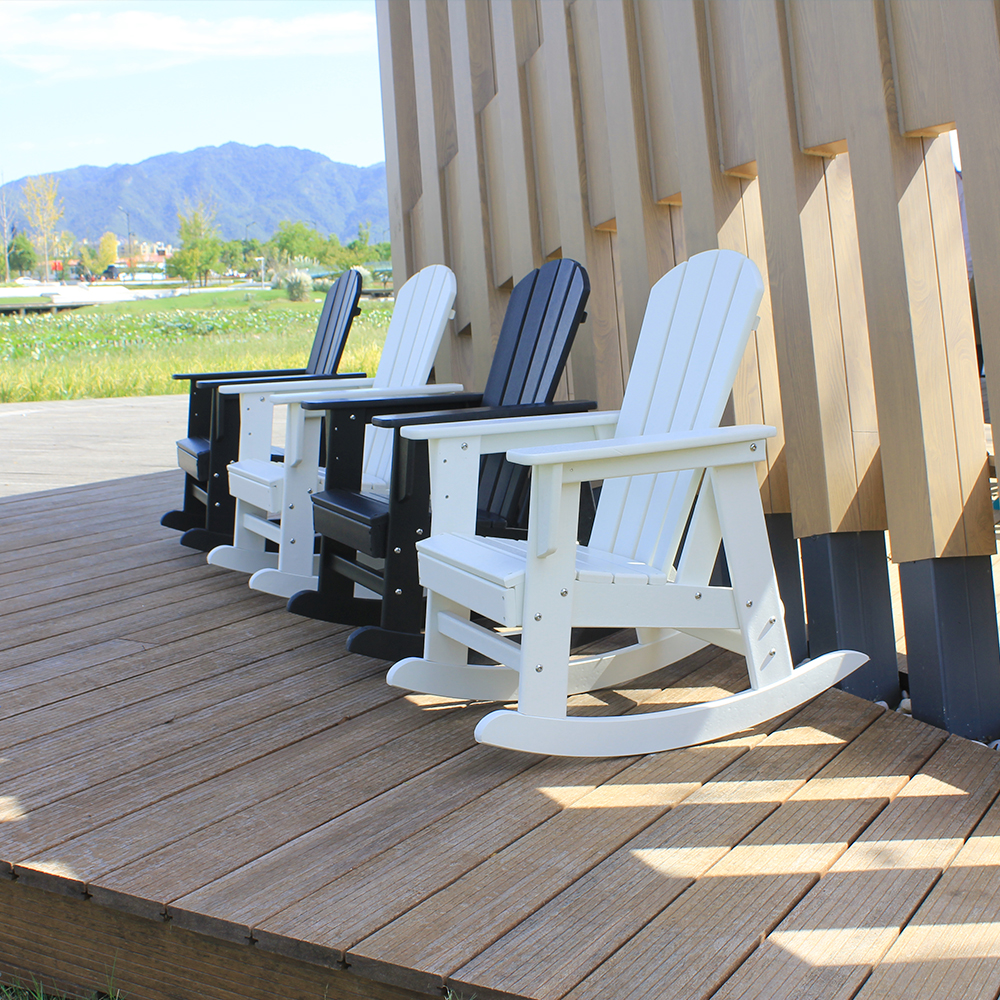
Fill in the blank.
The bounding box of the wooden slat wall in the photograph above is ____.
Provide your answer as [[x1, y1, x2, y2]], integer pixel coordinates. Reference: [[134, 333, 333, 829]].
[[377, 0, 997, 562]]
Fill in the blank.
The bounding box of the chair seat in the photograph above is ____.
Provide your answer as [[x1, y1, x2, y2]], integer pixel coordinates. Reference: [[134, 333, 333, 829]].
[[416, 533, 672, 627], [419, 533, 670, 586], [176, 436, 210, 481], [312, 488, 391, 558]]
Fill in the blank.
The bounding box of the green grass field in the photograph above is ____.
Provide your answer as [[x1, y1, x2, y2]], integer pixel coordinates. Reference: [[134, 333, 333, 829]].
[[0, 292, 391, 402]]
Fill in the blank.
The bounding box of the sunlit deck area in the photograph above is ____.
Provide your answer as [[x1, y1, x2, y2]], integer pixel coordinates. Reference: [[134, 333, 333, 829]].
[[1, 469, 1000, 999]]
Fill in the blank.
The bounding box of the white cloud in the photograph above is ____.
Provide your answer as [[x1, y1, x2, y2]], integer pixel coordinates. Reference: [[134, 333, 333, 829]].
[[0, 3, 376, 83]]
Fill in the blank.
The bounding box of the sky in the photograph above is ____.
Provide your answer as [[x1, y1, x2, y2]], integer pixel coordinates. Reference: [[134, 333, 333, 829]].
[[0, 0, 386, 184]]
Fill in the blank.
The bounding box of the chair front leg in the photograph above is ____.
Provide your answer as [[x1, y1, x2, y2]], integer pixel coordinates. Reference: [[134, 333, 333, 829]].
[[711, 462, 793, 688], [516, 470, 582, 720]]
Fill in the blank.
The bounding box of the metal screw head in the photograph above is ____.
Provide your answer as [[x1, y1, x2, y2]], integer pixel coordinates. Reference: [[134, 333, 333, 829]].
[[534, 613, 542, 621], [768, 616, 776, 624], [416, 528, 424, 536], [769, 648, 776, 657], [560, 589, 568, 597], [288, 503, 294, 510], [259, 396, 265, 402], [214, 502, 221, 508], [750, 443, 757, 452], [535, 665, 543, 673], [393, 547, 401, 554], [290, 538, 296, 544], [213, 472, 219, 478], [394, 588, 402, 595], [746, 600, 753, 607], [461, 442, 468, 450], [349, 413, 356, 420], [695, 591, 702, 600]]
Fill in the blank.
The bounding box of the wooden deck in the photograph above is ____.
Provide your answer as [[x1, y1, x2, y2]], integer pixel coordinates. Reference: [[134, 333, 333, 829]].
[[3, 470, 1000, 1000]]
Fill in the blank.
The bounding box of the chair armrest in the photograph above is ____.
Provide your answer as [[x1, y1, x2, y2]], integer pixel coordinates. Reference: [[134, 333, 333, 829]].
[[285, 384, 470, 408], [172, 367, 305, 383], [217, 374, 376, 395], [372, 399, 596, 430], [197, 371, 366, 390], [399, 408, 620, 459], [507, 424, 776, 482]]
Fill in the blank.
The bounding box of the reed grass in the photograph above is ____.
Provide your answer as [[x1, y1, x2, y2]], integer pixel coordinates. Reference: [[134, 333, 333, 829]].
[[0, 297, 391, 403]]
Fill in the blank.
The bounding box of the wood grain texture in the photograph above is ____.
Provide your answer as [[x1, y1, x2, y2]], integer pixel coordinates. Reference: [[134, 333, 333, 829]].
[[409, 0, 456, 380], [742, 0, 881, 536], [447, 0, 510, 390], [635, 0, 682, 205], [886, 0, 954, 136], [944, 1, 1000, 517], [661, 0, 788, 513], [786, 0, 847, 155], [712, 736, 1000, 1000], [4, 470, 1000, 1000], [536, 0, 615, 404], [595, 0, 677, 359], [569, 0, 615, 230], [833, 0, 993, 560], [375, 0, 420, 285], [708, 0, 756, 175], [492, 0, 543, 279]]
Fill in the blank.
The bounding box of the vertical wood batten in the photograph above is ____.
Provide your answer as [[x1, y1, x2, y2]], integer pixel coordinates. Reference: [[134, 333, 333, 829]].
[[491, 0, 543, 280], [595, 0, 676, 359], [448, 0, 509, 391], [825, 152, 886, 531], [376, 0, 421, 286], [536, 0, 619, 406], [943, 1, 1000, 499], [635, 1, 682, 206], [833, 0, 992, 563], [742, 0, 882, 538], [662, 0, 788, 512], [885, 0, 954, 137], [410, 0, 458, 380], [569, 1, 615, 232]]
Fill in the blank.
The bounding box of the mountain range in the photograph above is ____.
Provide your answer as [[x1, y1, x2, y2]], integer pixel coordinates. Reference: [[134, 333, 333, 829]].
[[1, 143, 389, 247]]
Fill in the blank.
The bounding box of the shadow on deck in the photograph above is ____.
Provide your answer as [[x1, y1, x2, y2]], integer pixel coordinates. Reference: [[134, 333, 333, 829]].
[[1, 471, 1000, 1000]]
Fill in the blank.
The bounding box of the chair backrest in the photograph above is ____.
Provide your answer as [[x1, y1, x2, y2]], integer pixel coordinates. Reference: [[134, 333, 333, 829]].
[[304, 268, 364, 374], [478, 259, 591, 528], [363, 264, 458, 484], [589, 249, 764, 570]]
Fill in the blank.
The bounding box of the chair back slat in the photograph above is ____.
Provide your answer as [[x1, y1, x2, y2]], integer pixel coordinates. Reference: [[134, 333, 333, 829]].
[[363, 264, 457, 486], [478, 259, 590, 527], [482, 260, 590, 407], [589, 250, 764, 570], [305, 269, 364, 374]]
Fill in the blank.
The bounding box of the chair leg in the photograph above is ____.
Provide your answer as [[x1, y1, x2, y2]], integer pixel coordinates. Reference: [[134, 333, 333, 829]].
[[711, 465, 794, 689], [207, 498, 277, 574], [248, 463, 322, 598], [161, 474, 205, 532]]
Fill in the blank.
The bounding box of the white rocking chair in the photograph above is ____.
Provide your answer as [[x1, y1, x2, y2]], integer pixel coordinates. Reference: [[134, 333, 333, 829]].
[[206, 264, 463, 597], [387, 250, 868, 757]]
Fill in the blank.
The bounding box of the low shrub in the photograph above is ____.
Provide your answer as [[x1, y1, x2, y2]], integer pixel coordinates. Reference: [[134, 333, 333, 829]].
[[284, 270, 314, 302]]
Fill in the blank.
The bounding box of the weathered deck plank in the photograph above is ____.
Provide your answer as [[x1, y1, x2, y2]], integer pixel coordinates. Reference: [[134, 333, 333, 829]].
[[2, 469, 999, 1000]]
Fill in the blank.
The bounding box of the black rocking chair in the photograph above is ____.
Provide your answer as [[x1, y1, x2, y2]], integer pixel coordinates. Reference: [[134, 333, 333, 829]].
[[160, 267, 364, 551]]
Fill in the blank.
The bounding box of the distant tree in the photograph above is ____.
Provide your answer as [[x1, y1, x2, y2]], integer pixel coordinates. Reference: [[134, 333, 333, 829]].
[[271, 220, 325, 264], [219, 239, 245, 275], [348, 221, 371, 252], [79, 232, 119, 277], [167, 203, 222, 287], [20, 175, 64, 281], [8, 231, 36, 275]]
